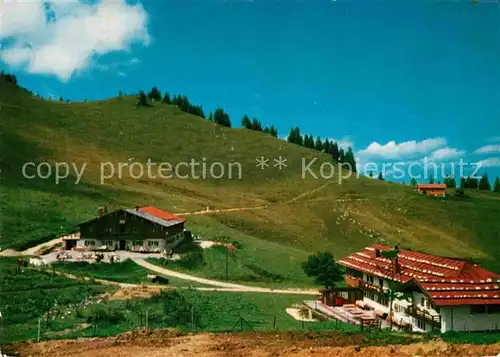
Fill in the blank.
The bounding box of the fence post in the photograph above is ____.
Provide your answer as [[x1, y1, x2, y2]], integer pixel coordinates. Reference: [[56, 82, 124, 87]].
[[146, 310, 149, 329], [93, 315, 97, 337], [37, 318, 41, 342], [191, 304, 195, 330], [273, 315, 276, 329]]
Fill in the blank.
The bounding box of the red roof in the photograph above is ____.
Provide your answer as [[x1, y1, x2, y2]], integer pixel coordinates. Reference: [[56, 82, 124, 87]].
[[338, 244, 500, 306], [138, 206, 187, 223], [417, 184, 446, 189]]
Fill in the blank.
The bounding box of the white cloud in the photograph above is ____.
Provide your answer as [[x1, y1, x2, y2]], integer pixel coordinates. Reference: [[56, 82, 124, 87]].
[[0, 0, 150, 82], [327, 137, 354, 150], [474, 144, 500, 154], [475, 157, 500, 168], [358, 137, 447, 160], [429, 147, 466, 161]]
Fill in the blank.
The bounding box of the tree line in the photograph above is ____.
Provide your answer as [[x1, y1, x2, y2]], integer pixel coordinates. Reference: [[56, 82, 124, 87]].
[[287, 126, 357, 172], [405, 174, 500, 193], [241, 114, 278, 138], [137, 87, 237, 130]]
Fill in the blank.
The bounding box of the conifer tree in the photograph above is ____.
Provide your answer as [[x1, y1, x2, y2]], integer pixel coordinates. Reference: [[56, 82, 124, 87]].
[[162, 92, 171, 104], [344, 147, 357, 172], [137, 90, 148, 107], [149, 86, 162, 101], [251, 118, 262, 131], [331, 142, 340, 162], [478, 173, 491, 191], [493, 176, 500, 193], [314, 136, 323, 151], [241, 114, 252, 129]]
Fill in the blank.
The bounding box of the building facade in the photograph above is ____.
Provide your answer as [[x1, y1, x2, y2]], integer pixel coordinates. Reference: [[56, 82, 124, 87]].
[[338, 244, 500, 333], [417, 184, 447, 197], [68, 206, 187, 253]]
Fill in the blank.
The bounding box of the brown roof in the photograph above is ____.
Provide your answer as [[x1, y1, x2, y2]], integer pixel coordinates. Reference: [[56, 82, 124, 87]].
[[417, 184, 447, 189]]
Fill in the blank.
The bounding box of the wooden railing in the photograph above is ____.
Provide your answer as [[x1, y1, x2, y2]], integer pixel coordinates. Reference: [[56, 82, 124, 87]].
[[405, 305, 441, 327], [357, 279, 386, 294]]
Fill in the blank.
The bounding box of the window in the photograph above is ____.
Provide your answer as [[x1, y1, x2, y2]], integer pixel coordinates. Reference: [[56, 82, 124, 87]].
[[416, 320, 426, 331], [84, 240, 95, 246], [379, 278, 384, 287], [487, 305, 500, 314], [471, 305, 487, 314], [364, 291, 375, 301], [379, 296, 389, 307], [394, 304, 405, 313], [148, 241, 159, 247], [367, 275, 374, 284], [133, 240, 143, 246], [420, 297, 425, 306]]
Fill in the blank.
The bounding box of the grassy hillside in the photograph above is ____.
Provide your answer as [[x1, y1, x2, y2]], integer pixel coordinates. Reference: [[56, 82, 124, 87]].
[[1, 78, 500, 276]]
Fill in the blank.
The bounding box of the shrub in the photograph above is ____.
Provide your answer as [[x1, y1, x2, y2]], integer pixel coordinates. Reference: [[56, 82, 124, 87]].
[[159, 290, 197, 327], [88, 308, 125, 325], [178, 251, 205, 269]]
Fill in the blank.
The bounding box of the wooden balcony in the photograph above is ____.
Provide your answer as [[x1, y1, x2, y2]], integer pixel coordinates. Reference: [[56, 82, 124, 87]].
[[359, 280, 387, 294], [346, 276, 386, 294], [405, 305, 441, 328]]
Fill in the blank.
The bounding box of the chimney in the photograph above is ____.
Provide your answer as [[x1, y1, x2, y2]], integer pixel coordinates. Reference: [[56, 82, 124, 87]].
[[393, 256, 401, 274], [98, 207, 104, 217], [136, 205, 140, 211], [375, 249, 380, 257]]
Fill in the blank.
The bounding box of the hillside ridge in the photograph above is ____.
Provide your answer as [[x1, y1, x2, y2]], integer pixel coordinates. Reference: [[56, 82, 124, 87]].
[[1, 79, 500, 275]]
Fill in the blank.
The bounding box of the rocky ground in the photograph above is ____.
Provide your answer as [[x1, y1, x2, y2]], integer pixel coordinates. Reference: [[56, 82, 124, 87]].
[[4, 329, 500, 357]]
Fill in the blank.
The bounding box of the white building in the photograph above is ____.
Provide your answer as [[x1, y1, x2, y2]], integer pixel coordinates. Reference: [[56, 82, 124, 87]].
[[338, 244, 500, 333]]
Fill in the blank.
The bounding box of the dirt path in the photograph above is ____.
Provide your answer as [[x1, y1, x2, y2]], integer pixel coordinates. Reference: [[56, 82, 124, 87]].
[[37, 264, 318, 296], [7, 330, 500, 357], [133, 259, 319, 295], [176, 197, 366, 216], [0, 237, 62, 257]]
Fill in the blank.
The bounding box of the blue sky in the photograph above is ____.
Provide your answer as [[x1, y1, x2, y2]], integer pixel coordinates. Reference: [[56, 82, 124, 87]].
[[1, 0, 499, 183]]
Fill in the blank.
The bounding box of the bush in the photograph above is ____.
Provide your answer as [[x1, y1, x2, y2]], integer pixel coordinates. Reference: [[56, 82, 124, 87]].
[[88, 308, 125, 325], [178, 251, 205, 269]]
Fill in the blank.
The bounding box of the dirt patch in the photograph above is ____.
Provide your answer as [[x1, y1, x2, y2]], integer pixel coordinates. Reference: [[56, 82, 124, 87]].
[[6, 330, 500, 357], [100, 286, 162, 301], [44, 323, 91, 337]]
